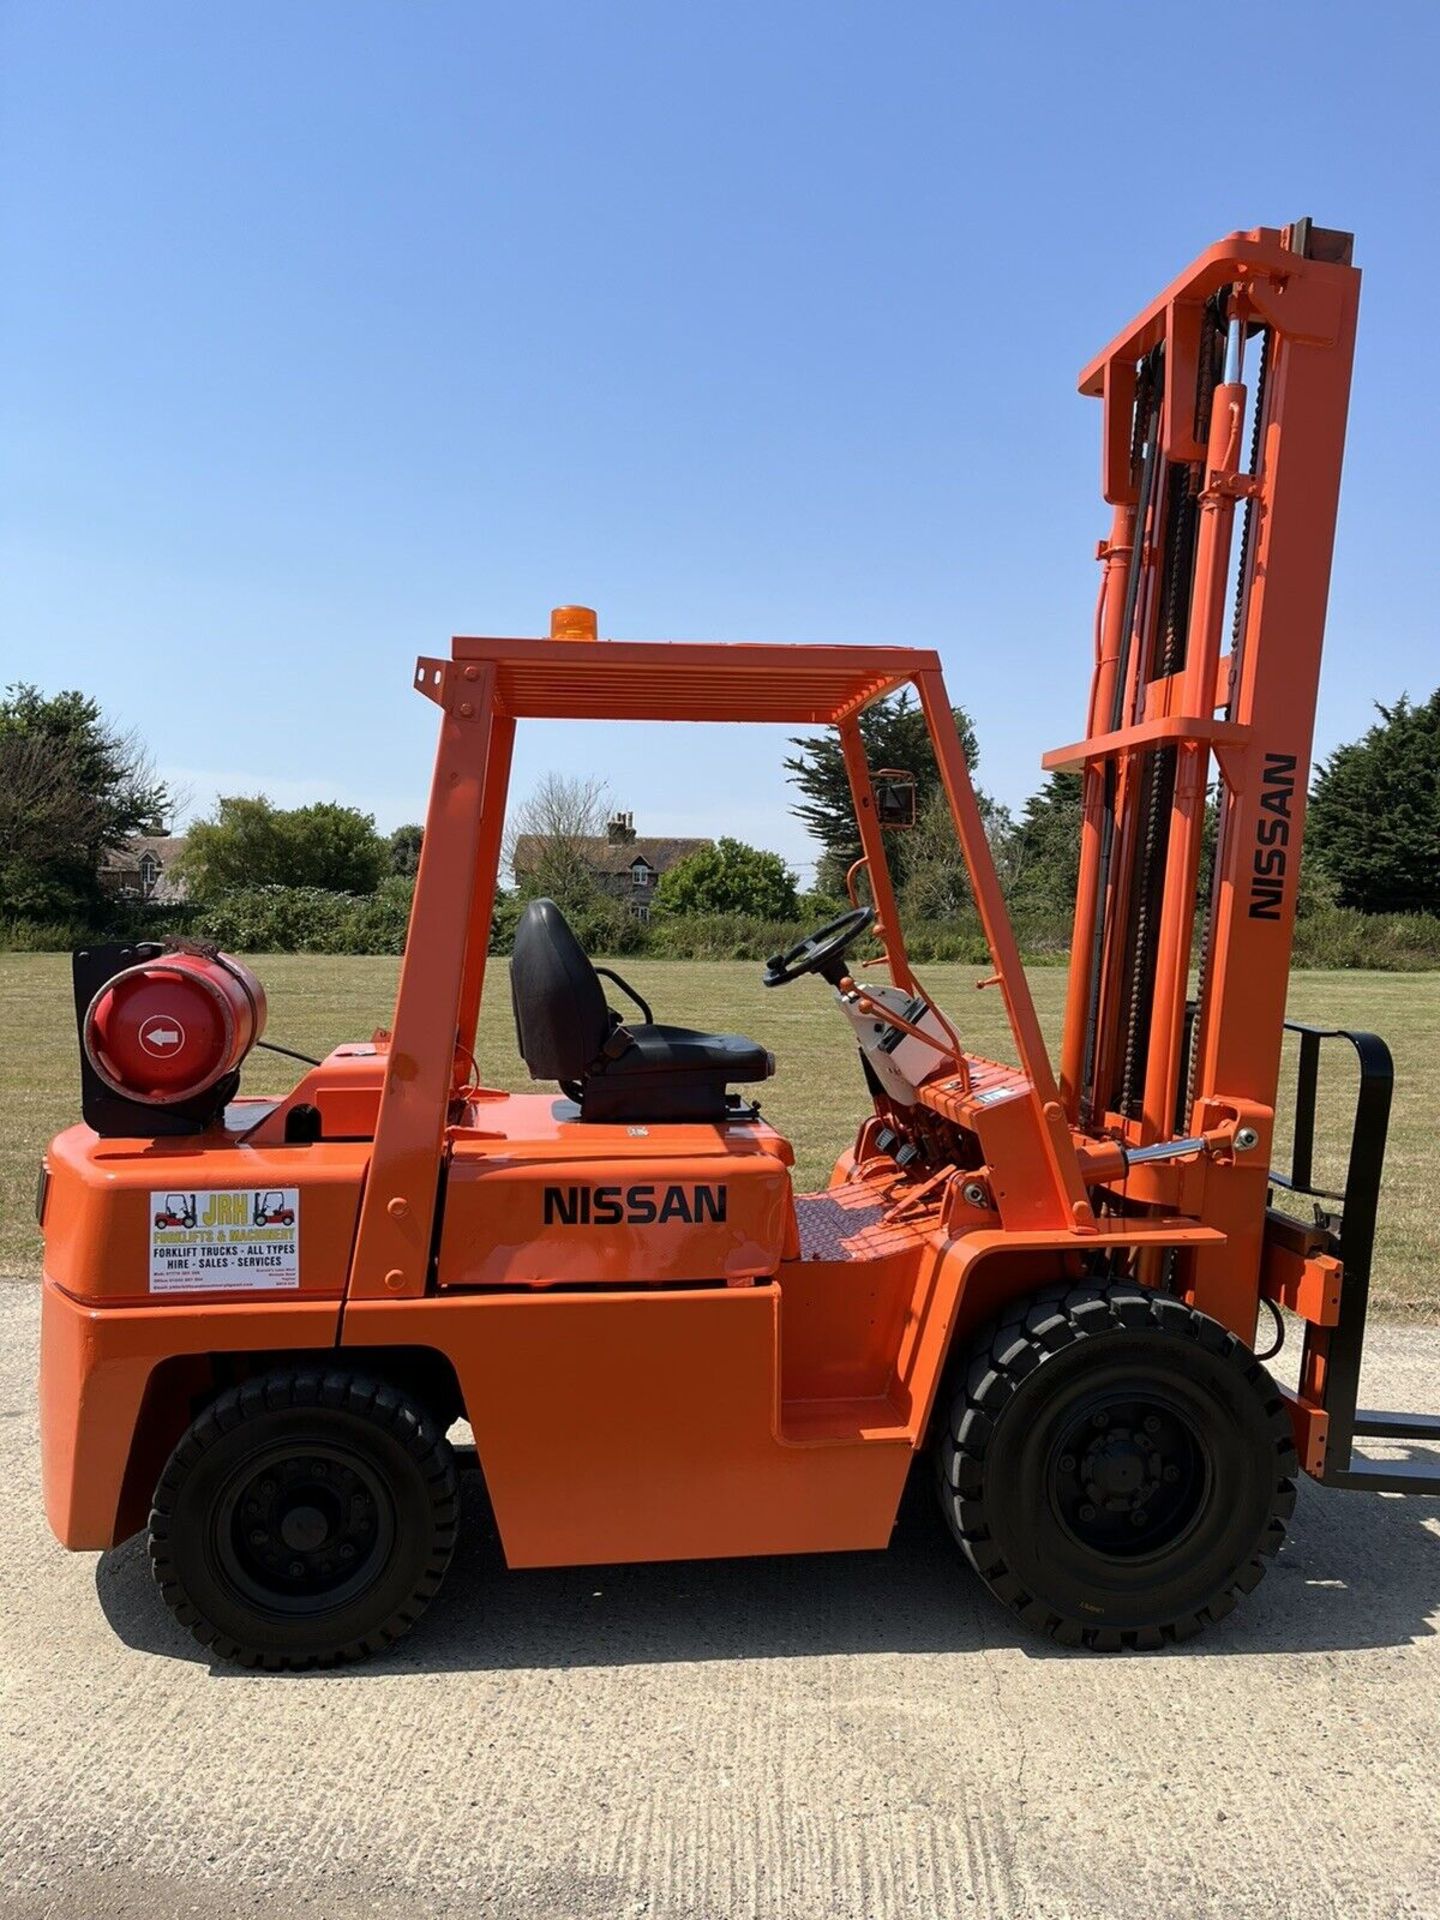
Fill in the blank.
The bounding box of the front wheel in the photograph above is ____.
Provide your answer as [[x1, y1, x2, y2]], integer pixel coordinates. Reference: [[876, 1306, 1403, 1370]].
[[935, 1283, 1297, 1650], [149, 1368, 460, 1669]]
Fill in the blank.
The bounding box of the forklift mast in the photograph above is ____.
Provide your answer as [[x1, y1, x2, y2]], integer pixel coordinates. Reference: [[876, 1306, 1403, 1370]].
[[1048, 221, 1361, 1335]]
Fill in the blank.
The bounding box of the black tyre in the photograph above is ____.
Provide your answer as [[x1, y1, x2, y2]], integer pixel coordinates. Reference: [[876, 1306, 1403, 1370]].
[[935, 1283, 1297, 1649], [149, 1368, 460, 1669]]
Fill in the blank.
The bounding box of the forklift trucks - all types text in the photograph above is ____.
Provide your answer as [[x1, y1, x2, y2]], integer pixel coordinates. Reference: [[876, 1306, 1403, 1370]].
[[38, 222, 1440, 1668]]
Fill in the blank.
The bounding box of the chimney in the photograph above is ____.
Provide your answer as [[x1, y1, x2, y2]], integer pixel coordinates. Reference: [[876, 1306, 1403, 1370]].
[[606, 811, 636, 845]]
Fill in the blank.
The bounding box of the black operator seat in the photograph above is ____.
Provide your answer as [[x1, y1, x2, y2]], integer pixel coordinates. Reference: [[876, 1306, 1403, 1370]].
[[509, 898, 774, 1123]]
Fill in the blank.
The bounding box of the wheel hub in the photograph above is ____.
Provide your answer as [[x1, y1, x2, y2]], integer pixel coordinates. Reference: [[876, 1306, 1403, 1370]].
[[278, 1503, 331, 1553], [1081, 1429, 1160, 1513], [1050, 1394, 1207, 1560], [221, 1447, 388, 1611]]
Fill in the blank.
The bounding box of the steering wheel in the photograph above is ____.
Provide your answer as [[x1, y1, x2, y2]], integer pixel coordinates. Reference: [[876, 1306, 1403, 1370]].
[[762, 906, 875, 989]]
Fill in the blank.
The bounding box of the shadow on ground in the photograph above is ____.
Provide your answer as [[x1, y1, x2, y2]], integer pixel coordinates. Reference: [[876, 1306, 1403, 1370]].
[[96, 1463, 1440, 1678]]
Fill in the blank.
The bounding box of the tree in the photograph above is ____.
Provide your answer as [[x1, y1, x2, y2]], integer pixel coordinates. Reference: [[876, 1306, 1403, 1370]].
[[784, 691, 979, 893], [178, 796, 387, 900], [387, 823, 424, 876], [896, 788, 969, 920], [655, 838, 799, 919], [1308, 691, 1440, 913], [0, 683, 168, 921], [897, 786, 1017, 920], [505, 772, 612, 908], [1006, 772, 1083, 911]]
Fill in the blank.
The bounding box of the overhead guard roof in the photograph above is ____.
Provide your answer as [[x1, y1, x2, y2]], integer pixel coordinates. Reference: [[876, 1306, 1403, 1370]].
[[446, 635, 943, 725]]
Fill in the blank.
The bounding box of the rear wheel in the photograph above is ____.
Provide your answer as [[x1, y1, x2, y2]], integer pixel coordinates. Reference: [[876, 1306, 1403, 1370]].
[[935, 1283, 1297, 1649], [149, 1368, 459, 1669]]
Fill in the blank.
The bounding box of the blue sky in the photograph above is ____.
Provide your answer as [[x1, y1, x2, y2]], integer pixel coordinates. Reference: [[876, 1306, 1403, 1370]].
[[3, 2, 1436, 881]]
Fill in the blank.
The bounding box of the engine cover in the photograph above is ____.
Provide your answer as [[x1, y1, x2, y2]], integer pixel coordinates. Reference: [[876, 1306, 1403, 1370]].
[[436, 1095, 795, 1289]]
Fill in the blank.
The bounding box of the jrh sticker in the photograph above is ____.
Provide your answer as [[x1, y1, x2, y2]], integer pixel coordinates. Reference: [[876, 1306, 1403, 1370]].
[[149, 1188, 301, 1293]]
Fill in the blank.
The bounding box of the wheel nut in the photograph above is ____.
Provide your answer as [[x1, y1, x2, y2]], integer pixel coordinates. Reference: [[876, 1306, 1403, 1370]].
[[340, 1544, 355, 1561], [289, 1560, 304, 1576], [250, 1529, 266, 1546], [1132, 1510, 1149, 1528], [1079, 1503, 1097, 1522], [1059, 1454, 1076, 1473], [1163, 1464, 1180, 1483], [1092, 1411, 1109, 1430], [1144, 1415, 1161, 1434]]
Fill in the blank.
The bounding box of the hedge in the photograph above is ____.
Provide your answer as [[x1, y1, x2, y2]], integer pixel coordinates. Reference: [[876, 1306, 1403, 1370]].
[[5, 888, 1440, 971], [187, 881, 415, 954]]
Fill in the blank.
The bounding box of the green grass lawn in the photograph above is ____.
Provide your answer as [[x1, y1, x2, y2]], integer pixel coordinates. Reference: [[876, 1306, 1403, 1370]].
[[4, 953, 1437, 1316]]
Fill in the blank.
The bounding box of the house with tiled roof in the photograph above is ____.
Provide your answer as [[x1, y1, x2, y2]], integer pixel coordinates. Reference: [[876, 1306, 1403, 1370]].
[[99, 833, 189, 903], [512, 813, 710, 919]]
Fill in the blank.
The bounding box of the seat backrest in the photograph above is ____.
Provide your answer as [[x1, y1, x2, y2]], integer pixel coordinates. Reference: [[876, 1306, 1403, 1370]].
[[510, 898, 612, 1081]]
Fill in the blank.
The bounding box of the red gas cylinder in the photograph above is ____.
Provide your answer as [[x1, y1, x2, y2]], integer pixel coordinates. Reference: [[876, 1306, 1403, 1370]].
[[83, 951, 267, 1105]]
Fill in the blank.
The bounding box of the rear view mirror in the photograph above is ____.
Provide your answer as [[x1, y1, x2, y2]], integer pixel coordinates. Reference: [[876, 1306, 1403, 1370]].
[[873, 769, 918, 829]]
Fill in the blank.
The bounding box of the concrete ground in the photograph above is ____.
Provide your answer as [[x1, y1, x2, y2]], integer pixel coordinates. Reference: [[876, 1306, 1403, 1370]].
[[2, 1281, 1438, 1920]]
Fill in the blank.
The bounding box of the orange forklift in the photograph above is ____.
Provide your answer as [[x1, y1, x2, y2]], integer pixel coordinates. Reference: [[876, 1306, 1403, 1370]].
[[38, 221, 1438, 1669]]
